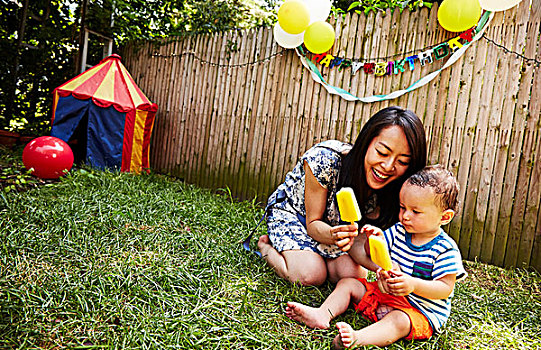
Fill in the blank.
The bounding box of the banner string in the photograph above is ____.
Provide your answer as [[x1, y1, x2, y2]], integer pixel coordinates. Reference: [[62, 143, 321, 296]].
[[151, 49, 286, 68], [481, 33, 541, 67], [150, 12, 540, 73]]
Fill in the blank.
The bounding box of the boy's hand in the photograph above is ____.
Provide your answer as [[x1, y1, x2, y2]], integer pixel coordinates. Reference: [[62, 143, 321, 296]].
[[360, 224, 384, 238], [360, 224, 384, 256], [384, 268, 415, 296], [330, 224, 358, 252]]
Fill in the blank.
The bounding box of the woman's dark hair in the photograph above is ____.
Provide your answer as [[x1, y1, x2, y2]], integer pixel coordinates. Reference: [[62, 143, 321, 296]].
[[337, 106, 427, 229]]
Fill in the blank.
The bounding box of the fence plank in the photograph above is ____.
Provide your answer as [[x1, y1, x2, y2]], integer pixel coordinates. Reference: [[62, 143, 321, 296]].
[[244, 28, 273, 199], [352, 11, 375, 139], [173, 38, 189, 177], [470, 11, 515, 259], [368, 10, 392, 120], [421, 3, 443, 154], [189, 34, 211, 183], [234, 30, 258, 196], [480, 5, 531, 262], [513, 5, 541, 266], [258, 45, 285, 197], [225, 31, 251, 193], [457, 17, 503, 256], [342, 12, 361, 142], [238, 28, 264, 199], [181, 36, 203, 181], [204, 32, 228, 188], [153, 41, 173, 172], [196, 34, 220, 186], [493, 3, 540, 266], [267, 49, 293, 195]]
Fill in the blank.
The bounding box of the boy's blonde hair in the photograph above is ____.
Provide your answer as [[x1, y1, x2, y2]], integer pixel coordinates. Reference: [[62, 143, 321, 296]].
[[405, 164, 459, 212]]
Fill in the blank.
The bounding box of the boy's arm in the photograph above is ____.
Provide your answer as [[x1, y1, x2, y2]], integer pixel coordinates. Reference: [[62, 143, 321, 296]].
[[345, 232, 380, 272], [385, 271, 456, 299]]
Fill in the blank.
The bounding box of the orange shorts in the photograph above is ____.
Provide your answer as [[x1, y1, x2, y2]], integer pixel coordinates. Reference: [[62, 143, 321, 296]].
[[354, 279, 433, 341]]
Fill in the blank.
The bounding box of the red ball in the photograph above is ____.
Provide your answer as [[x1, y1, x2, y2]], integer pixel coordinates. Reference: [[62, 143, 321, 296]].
[[22, 136, 74, 179]]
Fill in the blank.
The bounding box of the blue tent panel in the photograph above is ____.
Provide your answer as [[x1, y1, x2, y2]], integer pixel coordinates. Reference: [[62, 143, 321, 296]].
[[51, 95, 126, 170]]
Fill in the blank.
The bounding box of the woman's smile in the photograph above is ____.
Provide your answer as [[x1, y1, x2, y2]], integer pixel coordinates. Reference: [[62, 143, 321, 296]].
[[364, 125, 411, 190]]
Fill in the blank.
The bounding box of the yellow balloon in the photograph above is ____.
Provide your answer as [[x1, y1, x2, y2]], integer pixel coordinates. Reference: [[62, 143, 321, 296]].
[[278, 0, 310, 35], [438, 0, 481, 32], [304, 21, 335, 54]]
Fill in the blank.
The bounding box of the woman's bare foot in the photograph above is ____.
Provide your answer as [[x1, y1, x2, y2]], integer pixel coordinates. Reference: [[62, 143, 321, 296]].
[[285, 302, 331, 329], [257, 235, 273, 257], [333, 322, 360, 349]]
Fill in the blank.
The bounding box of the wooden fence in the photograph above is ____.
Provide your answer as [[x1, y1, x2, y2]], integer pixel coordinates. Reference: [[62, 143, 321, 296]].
[[121, 1, 541, 270]]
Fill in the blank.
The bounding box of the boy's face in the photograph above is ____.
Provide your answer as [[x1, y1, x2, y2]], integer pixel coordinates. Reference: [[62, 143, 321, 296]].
[[398, 182, 451, 236]]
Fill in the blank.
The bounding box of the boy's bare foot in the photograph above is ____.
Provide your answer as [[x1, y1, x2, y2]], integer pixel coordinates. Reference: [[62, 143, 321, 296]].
[[285, 302, 331, 329], [257, 235, 272, 257], [333, 322, 360, 349]]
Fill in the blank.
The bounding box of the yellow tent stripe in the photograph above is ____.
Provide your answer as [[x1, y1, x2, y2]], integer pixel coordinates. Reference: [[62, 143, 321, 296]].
[[130, 110, 147, 173], [93, 64, 116, 102], [52, 90, 60, 122]]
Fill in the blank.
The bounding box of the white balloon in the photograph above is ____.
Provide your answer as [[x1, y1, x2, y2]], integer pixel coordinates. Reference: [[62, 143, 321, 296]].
[[478, 0, 523, 11], [302, 0, 332, 23], [273, 23, 304, 49]]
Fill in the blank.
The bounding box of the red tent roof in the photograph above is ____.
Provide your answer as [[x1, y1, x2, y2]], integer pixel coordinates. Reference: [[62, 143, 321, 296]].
[[55, 54, 157, 113]]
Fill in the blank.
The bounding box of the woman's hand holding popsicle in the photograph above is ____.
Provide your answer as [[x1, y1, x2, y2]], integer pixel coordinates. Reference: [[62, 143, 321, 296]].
[[330, 223, 358, 252]]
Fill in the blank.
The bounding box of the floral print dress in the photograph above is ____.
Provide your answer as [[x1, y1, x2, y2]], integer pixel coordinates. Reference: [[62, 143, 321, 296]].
[[265, 140, 353, 259]]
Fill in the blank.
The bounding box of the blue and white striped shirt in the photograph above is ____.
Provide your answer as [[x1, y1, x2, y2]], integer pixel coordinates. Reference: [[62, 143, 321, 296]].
[[382, 222, 467, 332]]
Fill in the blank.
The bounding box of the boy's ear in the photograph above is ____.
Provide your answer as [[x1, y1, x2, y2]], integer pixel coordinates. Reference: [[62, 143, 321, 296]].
[[441, 209, 455, 225]]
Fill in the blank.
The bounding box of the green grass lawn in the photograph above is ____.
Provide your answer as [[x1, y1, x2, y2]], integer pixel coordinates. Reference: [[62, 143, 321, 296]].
[[1, 147, 540, 349]]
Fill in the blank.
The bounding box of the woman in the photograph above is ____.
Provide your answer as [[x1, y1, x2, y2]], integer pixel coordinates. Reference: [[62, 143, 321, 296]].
[[258, 106, 427, 286]]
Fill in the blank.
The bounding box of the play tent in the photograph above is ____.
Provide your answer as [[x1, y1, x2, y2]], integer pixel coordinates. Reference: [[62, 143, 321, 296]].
[[51, 54, 158, 173]]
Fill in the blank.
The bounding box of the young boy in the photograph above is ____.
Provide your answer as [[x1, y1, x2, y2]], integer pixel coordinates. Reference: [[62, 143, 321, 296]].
[[285, 165, 467, 348]]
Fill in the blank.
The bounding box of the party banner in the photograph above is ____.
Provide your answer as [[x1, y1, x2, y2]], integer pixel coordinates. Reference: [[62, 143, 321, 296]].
[[296, 11, 493, 103], [309, 28, 475, 76]]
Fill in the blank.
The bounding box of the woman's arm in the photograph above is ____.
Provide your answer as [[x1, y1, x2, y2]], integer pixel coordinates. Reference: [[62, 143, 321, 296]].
[[304, 161, 344, 245]]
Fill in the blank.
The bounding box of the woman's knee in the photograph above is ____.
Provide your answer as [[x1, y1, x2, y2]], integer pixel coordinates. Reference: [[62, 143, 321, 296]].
[[283, 250, 327, 286], [289, 263, 327, 285], [327, 255, 367, 283], [290, 268, 327, 286]]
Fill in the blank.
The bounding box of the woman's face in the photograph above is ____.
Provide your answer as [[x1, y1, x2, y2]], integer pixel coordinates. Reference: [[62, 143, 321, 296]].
[[364, 125, 411, 190]]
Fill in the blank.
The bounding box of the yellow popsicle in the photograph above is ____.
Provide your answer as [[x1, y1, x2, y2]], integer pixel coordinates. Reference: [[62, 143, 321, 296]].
[[336, 187, 362, 223], [369, 235, 393, 271]]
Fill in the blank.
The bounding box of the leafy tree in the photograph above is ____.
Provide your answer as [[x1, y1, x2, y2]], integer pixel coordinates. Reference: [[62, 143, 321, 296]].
[[0, 0, 78, 134], [338, 0, 441, 14], [0, 0, 273, 135]]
